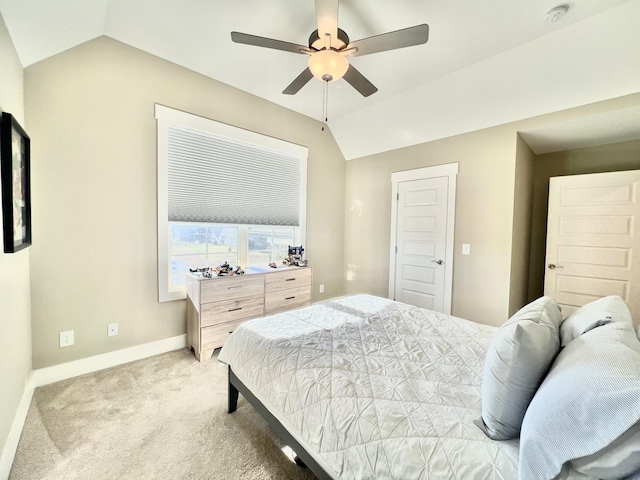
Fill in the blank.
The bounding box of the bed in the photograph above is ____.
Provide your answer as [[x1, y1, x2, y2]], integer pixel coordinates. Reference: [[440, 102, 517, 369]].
[[218, 294, 640, 480], [218, 294, 519, 478]]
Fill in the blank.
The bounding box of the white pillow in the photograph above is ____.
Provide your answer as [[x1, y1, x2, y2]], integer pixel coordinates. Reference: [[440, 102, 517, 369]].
[[519, 321, 640, 480], [560, 295, 633, 347], [479, 296, 562, 440], [571, 420, 640, 478]]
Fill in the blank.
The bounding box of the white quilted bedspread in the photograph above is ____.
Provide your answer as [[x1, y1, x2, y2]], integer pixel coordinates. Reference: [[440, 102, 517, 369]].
[[218, 294, 519, 479]]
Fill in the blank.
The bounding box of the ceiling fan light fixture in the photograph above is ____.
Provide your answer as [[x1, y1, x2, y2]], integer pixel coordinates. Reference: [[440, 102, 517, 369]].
[[308, 50, 349, 82]]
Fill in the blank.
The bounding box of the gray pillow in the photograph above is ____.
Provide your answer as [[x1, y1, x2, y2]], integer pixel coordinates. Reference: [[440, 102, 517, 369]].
[[560, 295, 633, 347], [519, 321, 640, 480], [480, 296, 562, 440]]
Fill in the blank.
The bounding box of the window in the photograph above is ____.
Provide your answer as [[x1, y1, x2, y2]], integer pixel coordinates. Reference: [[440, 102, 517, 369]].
[[156, 105, 307, 301], [168, 223, 299, 290], [170, 223, 238, 289], [248, 225, 297, 266]]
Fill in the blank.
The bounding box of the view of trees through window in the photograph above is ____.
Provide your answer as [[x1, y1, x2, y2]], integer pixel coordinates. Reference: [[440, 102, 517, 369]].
[[170, 223, 297, 287]]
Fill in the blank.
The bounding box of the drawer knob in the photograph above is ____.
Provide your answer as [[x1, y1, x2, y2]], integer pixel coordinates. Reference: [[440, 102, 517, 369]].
[[228, 307, 242, 312], [285, 278, 295, 282], [285, 296, 295, 300], [228, 285, 243, 289]]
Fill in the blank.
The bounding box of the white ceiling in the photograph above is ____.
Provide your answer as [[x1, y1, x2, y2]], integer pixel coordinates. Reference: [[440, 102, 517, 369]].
[[520, 105, 640, 155], [1, 0, 639, 159]]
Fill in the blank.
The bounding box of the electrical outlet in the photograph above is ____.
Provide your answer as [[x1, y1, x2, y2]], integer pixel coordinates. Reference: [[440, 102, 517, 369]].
[[319, 284, 325, 293], [108, 323, 118, 337], [60, 330, 74, 347]]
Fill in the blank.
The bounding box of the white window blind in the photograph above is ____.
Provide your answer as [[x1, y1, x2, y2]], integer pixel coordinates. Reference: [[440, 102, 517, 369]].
[[156, 104, 308, 302], [167, 125, 301, 225]]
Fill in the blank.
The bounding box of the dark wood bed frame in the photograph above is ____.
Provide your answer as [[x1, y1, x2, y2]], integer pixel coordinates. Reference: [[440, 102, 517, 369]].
[[227, 366, 334, 480]]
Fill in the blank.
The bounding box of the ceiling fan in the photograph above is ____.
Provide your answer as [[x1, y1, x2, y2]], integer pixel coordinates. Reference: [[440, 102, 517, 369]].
[[231, 0, 429, 97]]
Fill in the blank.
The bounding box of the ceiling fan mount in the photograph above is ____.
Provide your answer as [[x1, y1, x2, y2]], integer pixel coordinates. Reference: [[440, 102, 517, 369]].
[[231, 0, 429, 97], [308, 28, 350, 51]]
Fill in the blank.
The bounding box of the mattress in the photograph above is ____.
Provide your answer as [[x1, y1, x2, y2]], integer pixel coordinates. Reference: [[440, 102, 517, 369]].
[[218, 294, 520, 479]]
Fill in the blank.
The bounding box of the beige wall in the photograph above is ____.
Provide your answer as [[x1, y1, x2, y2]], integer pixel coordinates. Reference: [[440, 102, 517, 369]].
[[509, 135, 535, 315], [344, 94, 640, 327], [0, 11, 31, 470], [345, 125, 518, 326], [25, 36, 345, 369], [527, 138, 640, 301]]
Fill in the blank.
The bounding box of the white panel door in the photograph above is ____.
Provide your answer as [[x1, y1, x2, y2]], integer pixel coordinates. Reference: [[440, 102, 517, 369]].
[[544, 170, 640, 319], [394, 176, 449, 311]]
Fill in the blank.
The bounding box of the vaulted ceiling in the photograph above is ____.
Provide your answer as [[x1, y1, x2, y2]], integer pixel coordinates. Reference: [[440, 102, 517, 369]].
[[1, 0, 639, 159]]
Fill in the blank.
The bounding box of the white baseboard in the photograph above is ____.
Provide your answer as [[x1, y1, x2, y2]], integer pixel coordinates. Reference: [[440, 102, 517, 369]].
[[31, 334, 188, 387], [0, 334, 187, 480], [0, 373, 35, 480]]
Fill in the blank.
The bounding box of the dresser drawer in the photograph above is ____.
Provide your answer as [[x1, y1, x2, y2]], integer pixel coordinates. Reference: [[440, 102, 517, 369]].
[[265, 284, 311, 314], [201, 320, 244, 350], [265, 268, 312, 293], [200, 275, 264, 304], [201, 294, 264, 327]]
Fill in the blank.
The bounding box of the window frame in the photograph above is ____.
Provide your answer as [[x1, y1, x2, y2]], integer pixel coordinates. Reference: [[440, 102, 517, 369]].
[[156, 105, 307, 302]]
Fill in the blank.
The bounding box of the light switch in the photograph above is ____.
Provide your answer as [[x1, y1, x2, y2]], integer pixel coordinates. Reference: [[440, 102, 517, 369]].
[[462, 244, 471, 255]]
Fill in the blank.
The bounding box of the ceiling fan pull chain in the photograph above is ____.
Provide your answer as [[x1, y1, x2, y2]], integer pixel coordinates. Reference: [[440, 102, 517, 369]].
[[322, 78, 329, 131], [325, 79, 329, 126], [321, 79, 325, 131]]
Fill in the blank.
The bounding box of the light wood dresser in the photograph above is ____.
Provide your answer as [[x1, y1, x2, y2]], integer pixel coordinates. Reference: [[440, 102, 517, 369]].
[[186, 266, 312, 361]]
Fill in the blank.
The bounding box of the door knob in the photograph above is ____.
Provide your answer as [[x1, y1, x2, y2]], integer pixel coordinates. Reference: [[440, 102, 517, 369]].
[[547, 263, 563, 269], [431, 259, 444, 265]]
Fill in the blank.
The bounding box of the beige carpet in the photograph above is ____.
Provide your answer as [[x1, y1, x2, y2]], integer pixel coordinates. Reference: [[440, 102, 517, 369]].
[[9, 349, 318, 480]]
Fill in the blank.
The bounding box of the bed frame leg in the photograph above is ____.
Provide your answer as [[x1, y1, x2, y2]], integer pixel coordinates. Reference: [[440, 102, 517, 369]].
[[228, 366, 239, 413]]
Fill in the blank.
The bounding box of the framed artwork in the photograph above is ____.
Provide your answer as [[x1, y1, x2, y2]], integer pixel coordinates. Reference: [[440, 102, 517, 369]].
[[1, 112, 31, 253]]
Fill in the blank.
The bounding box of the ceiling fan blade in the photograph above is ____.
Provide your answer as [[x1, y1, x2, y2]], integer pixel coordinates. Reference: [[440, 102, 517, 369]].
[[315, 0, 339, 42], [343, 64, 378, 97], [231, 32, 310, 55], [283, 68, 314, 95], [347, 24, 429, 57]]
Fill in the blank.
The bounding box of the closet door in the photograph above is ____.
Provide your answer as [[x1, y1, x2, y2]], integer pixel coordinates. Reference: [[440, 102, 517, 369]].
[[544, 170, 640, 318], [389, 164, 457, 314]]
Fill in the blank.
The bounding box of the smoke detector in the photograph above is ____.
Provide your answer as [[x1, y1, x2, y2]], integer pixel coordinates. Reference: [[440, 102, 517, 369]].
[[545, 4, 569, 23]]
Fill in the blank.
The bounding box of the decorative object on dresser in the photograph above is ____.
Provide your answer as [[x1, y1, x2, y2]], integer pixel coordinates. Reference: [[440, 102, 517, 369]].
[[284, 245, 307, 267], [186, 266, 312, 361], [190, 262, 246, 278]]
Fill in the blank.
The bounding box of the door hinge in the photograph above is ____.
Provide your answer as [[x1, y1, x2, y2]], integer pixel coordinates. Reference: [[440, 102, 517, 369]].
[[397, 193, 399, 201], [395, 246, 397, 254]]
